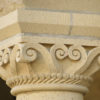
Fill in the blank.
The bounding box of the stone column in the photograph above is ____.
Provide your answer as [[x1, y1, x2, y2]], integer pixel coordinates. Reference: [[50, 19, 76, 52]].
[[0, 0, 100, 100]]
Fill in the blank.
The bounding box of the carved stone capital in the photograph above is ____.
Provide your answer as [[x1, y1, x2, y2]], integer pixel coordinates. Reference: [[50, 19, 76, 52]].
[[0, 34, 100, 100], [0, 0, 100, 100]]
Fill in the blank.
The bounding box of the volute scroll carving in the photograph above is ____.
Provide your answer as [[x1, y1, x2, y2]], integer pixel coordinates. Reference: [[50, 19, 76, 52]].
[[0, 40, 100, 96], [68, 45, 87, 61]]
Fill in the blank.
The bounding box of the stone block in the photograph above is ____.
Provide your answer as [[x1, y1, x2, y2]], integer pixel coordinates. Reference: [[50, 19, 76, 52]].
[[71, 13, 100, 37]]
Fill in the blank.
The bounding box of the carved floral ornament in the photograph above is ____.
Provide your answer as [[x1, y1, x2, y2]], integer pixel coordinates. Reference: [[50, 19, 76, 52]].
[[0, 41, 100, 96]]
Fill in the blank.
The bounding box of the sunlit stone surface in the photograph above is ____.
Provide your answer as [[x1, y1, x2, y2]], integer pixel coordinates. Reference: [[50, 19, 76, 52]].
[[0, 0, 100, 100]]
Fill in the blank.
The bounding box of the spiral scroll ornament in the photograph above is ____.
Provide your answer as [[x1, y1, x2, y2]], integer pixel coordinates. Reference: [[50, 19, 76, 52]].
[[51, 44, 68, 60], [16, 45, 37, 63], [68, 45, 85, 61], [55, 48, 68, 60], [26, 48, 37, 62]]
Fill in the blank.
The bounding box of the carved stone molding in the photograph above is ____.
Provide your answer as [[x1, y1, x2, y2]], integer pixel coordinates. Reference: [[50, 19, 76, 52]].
[[0, 34, 100, 100]]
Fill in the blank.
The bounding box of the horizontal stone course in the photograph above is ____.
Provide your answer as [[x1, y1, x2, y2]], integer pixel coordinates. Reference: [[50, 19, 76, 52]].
[[0, 9, 100, 41]]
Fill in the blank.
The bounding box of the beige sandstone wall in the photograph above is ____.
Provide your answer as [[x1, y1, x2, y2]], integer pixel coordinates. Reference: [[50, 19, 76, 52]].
[[0, 0, 100, 39]]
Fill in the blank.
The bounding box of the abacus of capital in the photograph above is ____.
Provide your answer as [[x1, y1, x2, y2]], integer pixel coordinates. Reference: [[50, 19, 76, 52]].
[[0, 0, 100, 100]]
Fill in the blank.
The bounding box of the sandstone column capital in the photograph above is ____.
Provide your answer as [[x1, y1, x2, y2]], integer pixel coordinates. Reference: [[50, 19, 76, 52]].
[[0, 1, 100, 100], [0, 33, 100, 97]]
